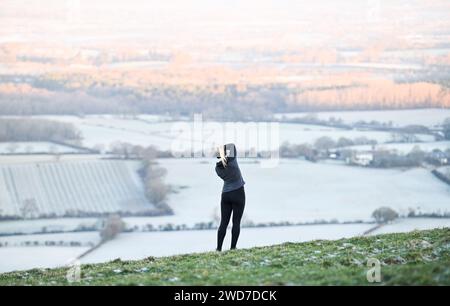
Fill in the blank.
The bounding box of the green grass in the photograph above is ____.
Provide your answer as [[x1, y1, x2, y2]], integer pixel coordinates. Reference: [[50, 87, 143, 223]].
[[1, 228, 450, 285]]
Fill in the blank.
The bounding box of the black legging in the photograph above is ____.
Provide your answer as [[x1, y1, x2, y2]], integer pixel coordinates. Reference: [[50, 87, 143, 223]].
[[217, 186, 245, 251]]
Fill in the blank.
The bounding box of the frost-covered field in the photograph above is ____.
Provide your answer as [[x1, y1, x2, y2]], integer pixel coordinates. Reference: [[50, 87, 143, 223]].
[[1, 155, 448, 233], [0, 160, 152, 218], [0, 109, 449, 273], [39, 115, 178, 151], [153, 159, 450, 225], [24, 115, 435, 152], [275, 108, 450, 128]]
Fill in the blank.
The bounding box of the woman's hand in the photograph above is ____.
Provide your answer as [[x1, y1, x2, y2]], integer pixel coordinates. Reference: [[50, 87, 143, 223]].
[[221, 156, 228, 168], [218, 145, 228, 168]]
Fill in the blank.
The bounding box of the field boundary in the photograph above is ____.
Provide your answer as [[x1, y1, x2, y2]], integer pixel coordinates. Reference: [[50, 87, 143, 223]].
[[362, 223, 386, 235], [431, 169, 450, 186]]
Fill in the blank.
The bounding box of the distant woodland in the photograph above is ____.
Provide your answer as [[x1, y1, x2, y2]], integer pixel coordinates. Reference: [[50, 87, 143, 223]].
[[1, 1, 450, 120], [1, 76, 450, 121], [0, 118, 81, 142], [1, 41, 450, 120]]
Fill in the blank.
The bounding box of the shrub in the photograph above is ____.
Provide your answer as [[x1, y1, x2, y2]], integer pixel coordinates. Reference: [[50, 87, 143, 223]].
[[146, 179, 169, 205], [372, 207, 399, 223], [314, 136, 336, 151], [372, 150, 423, 168], [279, 142, 316, 160], [400, 125, 430, 135]]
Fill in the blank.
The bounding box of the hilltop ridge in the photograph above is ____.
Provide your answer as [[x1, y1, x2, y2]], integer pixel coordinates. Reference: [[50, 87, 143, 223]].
[[1, 228, 449, 285]]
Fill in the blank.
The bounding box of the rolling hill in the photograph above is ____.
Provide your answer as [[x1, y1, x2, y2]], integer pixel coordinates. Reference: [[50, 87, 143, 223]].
[[1, 228, 448, 285]]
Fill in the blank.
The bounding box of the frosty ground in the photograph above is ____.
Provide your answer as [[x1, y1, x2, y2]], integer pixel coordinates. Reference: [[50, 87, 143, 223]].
[[1, 157, 450, 273], [0, 109, 449, 274], [1, 218, 449, 273], [1, 228, 449, 285]]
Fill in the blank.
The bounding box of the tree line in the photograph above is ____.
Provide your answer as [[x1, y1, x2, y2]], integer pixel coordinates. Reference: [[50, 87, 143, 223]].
[[0, 118, 81, 142], [1, 77, 450, 121]]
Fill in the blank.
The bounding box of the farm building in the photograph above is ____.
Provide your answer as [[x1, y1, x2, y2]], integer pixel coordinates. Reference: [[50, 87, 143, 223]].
[[0, 160, 154, 219], [347, 151, 374, 166]]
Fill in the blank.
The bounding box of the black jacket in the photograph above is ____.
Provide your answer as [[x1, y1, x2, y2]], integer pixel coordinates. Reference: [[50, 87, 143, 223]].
[[215, 144, 245, 193]]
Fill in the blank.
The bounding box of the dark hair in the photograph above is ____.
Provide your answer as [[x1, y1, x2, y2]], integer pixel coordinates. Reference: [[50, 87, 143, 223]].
[[216, 143, 236, 159], [225, 143, 236, 158]]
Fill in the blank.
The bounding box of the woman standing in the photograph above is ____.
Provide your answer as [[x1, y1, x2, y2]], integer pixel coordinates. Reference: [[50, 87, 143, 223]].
[[215, 143, 246, 251]]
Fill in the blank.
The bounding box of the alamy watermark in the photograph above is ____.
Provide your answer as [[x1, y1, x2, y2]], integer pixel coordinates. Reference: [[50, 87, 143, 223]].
[[170, 114, 280, 168], [366, 258, 381, 283], [66, 258, 81, 283]]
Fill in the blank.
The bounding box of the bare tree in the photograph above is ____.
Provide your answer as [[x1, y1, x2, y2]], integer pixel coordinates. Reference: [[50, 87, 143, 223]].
[[314, 136, 336, 152], [407, 146, 426, 165], [21, 199, 39, 219], [372, 207, 399, 224], [146, 180, 168, 205], [336, 137, 354, 148], [110, 141, 135, 159], [141, 145, 159, 161], [100, 214, 125, 242]]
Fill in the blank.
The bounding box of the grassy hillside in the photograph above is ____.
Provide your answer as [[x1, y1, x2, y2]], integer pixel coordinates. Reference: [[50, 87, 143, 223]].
[[1, 228, 449, 285]]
